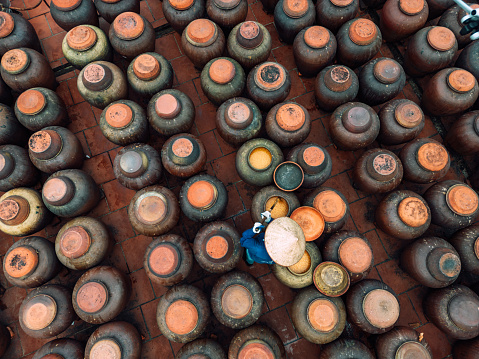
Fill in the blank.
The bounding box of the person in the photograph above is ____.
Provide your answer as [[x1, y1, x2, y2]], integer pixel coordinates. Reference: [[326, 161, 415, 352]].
[[240, 211, 274, 265]]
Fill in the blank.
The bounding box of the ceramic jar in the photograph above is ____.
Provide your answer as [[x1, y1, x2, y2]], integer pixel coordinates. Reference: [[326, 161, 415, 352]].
[[312, 263, 350, 298], [176, 339, 226, 359], [228, 325, 286, 359], [128, 185, 180, 236], [319, 339, 375, 359], [455, 41, 479, 80], [380, 0, 429, 42], [260, 0, 279, 12], [33, 339, 84, 359], [163, 0, 205, 34], [438, 4, 478, 48], [0, 104, 29, 146], [0, 76, 11, 105], [3, 236, 59, 288], [161, 133, 206, 178], [95, 0, 140, 23], [0, 145, 38, 191], [77, 61, 128, 109], [314, 65, 359, 112], [265, 102, 311, 147], [55, 217, 112, 270], [0, 12, 42, 56], [251, 186, 300, 223], [274, 0, 316, 44], [445, 111, 479, 155], [157, 284, 210, 343], [426, 0, 454, 19], [287, 143, 332, 188], [453, 337, 479, 359], [206, 0, 248, 32], [376, 326, 432, 359], [449, 225, 479, 275], [315, 0, 359, 34], [50, 0, 98, 31]]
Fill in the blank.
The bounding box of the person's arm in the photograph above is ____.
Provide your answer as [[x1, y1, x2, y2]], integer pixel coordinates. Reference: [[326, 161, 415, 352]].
[[240, 229, 264, 250]]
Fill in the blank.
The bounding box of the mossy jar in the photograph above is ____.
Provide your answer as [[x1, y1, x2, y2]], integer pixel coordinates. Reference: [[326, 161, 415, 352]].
[[94, 0, 140, 24], [161, 133, 207, 178], [0, 145, 38, 192], [50, 0, 98, 32], [0, 12, 42, 56], [206, 0, 248, 33], [319, 339, 375, 359]]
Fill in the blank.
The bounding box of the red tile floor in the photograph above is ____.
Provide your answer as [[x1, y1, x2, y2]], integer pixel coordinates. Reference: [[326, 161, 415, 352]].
[[0, 0, 477, 357]]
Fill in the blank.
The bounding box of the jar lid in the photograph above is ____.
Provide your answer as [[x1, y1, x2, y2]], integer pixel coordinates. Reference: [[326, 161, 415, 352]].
[[290, 206, 325, 241], [0, 152, 14, 179], [288, 250, 311, 274], [28, 130, 62, 160], [0, 196, 30, 225], [307, 298, 339, 332], [17, 89, 47, 115], [313, 190, 346, 223], [265, 196, 289, 218], [324, 66, 353, 92], [446, 184, 479, 216], [283, 0, 309, 18], [155, 93, 181, 118], [67, 26, 98, 51], [149, 243, 179, 276], [187, 180, 217, 209], [373, 59, 401, 84], [221, 284, 253, 319], [22, 294, 57, 330], [237, 21, 263, 49], [133, 54, 161, 81], [254, 62, 286, 91], [447, 69, 476, 93], [119, 150, 146, 178], [348, 19, 377, 46], [113, 12, 145, 40], [370, 153, 397, 178], [51, 0, 81, 11], [448, 294, 479, 331], [43, 177, 76, 206], [76, 281, 108, 313], [82, 63, 113, 92], [0, 13, 14, 38], [274, 161, 304, 191], [105, 103, 133, 128], [431, 250, 461, 278], [238, 342, 274, 359], [427, 26, 455, 51], [338, 236, 373, 274], [248, 147, 273, 171], [397, 197, 428, 227], [399, 0, 424, 15], [275, 103, 306, 131], [186, 19, 218, 46], [396, 342, 431, 359], [313, 261, 350, 296], [5, 246, 38, 278], [60, 226, 91, 259], [302, 146, 325, 168], [304, 26, 330, 49], [362, 289, 400, 329], [135, 193, 168, 224], [342, 106, 372, 134], [394, 102, 423, 128], [225, 102, 253, 129], [165, 300, 199, 335], [1, 49, 30, 75], [170, 136, 200, 166], [416, 142, 449, 172], [206, 235, 229, 259], [209, 59, 236, 85], [90, 339, 122, 359], [214, 0, 241, 9], [169, 0, 194, 10], [330, 0, 354, 6]]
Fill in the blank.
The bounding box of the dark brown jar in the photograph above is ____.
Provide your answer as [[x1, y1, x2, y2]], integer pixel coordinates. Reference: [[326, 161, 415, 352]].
[[376, 326, 432, 359], [453, 337, 479, 359], [148, 89, 196, 136], [0, 145, 38, 191], [0, 104, 29, 146], [114, 143, 162, 190], [362, 0, 386, 8], [161, 133, 206, 178], [33, 339, 84, 359], [358, 58, 406, 106], [402, 236, 462, 288], [251, 186, 300, 223], [426, 0, 454, 19], [314, 65, 359, 112], [95, 0, 140, 23], [228, 325, 286, 359], [274, 0, 316, 44], [352, 148, 403, 194], [424, 284, 479, 339], [315, 0, 359, 34], [0, 48, 56, 92], [0, 12, 42, 57], [380, 0, 429, 42], [287, 143, 332, 188], [144, 234, 194, 286], [55, 216, 112, 270], [438, 4, 478, 49], [176, 339, 226, 359], [128, 185, 180, 236], [50, 0, 98, 31], [73, 265, 131, 324], [246, 62, 291, 111], [445, 111, 479, 155], [293, 26, 337, 78], [260, 0, 279, 12], [455, 40, 479, 80], [0, 75, 11, 105], [157, 284, 210, 343], [449, 225, 479, 275], [346, 279, 400, 334], [3, 236, 59, 287], [336, 18, 382, 69], [319, 339, 375, 359], [376, 190, 431, 240], [206, 0, 248, 33], [163, 0, 205, 34]]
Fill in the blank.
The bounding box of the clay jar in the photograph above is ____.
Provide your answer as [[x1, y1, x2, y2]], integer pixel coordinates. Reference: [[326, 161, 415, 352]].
[[176, 339, 226, 359], [376, 190, 431, 240], [336, 18, 382, 69], [73, 266, 131, 324], [55, 217, 112, 270], [179, 174, 228, 222], [266, 101, 311, 147], [455, 41, 479, 80], [358, 58, 406, 106], [182, 19, 225, 69], [0, 76, 11, 105], [28, 126, 84, 173], [445, 111, 479, 155], [251, 186, 300, 222], [346, 279, 400, 334], [15, 88, 69, 131], [77, 61, 128, 109], [453, 337, 479, 359], [293, 26, 337, 78], [62, 25, 112, 69], [236, 138, 284, 187], [227, 21, 272, 71], [287, 143, 332, 188], [128, 185, 180, 236], [315, 0, 359, 34], [157, 284, 210, 343], [42, 169, 101, 218], [1, 48, 56, 92], [200, 57, 245, 106], [114, 143, 162, 190], [314, 65, 359, 112], [33, 339, 84, 359], [399, 138, 450, 183], [161, 133, 206, 178], [95, 0, 140, 23], [329, 102, 380, 151], [148, 89, 195, 136], [0, 145, 38, 191], [0, 12, 42, 56], [0, 104, 29, 146], [449, 225, 479, 275], [380, 0, 429, 42], [228, 325, 286, 359], [246, 62, 291, 111], [426, 0, 454, 19], [260, 0, 279, 13], [424, 180, 479, 230], [377, 99, 425, 145], [292, 286, 346, 344], [376, 326, 432, 359], [274, 0, 316, 44], [163, 0, 205, 34], [319, 339, 375, 359], [144, 234, 194, 286], [352, 148, 403, 194], [206, 0, 248, 33], [424, 284, 479, 339], [50, 0, 98, 31], [438, 4, 478, 49], [421, 67, 479, 116]]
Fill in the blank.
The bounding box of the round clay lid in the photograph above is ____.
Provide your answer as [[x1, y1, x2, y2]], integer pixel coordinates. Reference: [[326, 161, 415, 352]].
[[22, 294, 57, 331], [254, 62, 286, 91], [60, 226, 91, 259], [275, 103, 306, 132], [82, 63, 113, 91], [29, 130, 60, 157], [339, 236, 373, 274], [119, 150, 144, 175], [136, 193, 168, 224], [313, 190, 347, 223], [395, 102, 423, 128], [290, 206, 325, 241], [313, 262, 350, 296], [105, 103, 133, 128], [307, 298, 339, 332], [330, 0, 354, 6], [396, 341, 431, 359], [0, 152, 14, 179], [399, 0, 424, 15], [0, 13, 14, 38], [209, 59, 236, 85], [171, 137, 195, 159], [5, 246, 38, 278], [362, 289, 400, 329], [214, 0, 241, 9], [447, 69, 476, 93], [76, 281, 108, 313], [43, 177, 75, 206], [274, 161, 304, 191], [133, 54, 161, 80], [187, 180, 217, 209], [436, 252, 461, 278], [427, 26, 456, 51], [248, 147, 273, 170], [237, 21, 263, 49], [51, 0, 81, 10], [373, 59, 401, 84], [0, 197, 29, 224], [169, 0, 194, 10], [187, 19, 217, 45], [165, 300, 199, 335], [17, 89, 46, 115], [446, 184, 479, 216], [324, 66, 353, 92], [238, 342, 274, 359], [288, 250, 312, 274], [155, 94, 181, 118], [448, 294, 479, 331], [206, 235, 229, 259], [302, 146, 325, 168], [283, 0, 309, 18], [417, 142, 449, 172], [374, 152, 397, 174], [348, 19, 377, 46], [225, 102, 253, 129], [304, 26, 330, 49], [398, 197, 429, 227], [1, 49, 29, 74], [343, 106, 372, 133], [221, 284, 253, 319], [149, 243, 179, 276], [67, 26, 98, 51], [113, 12, 145, 40], [90, 339, 122, 359]]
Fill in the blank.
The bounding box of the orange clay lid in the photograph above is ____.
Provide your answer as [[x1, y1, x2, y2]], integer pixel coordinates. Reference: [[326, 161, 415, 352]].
[[5, 246, 38, 278], [51, 0, 81, 11], [237, 21, 264, 49], [149, 243, 179, 276], [209, 59, 236, 84], [276, 103, 306, 132], [348, 19, 377, 46], [225, 102, 253, 129], [427, 27, 455, 51], [155, 94, 181, 118], [221, 284, 253, 319], [398, 197, 429, 227], [22, 294, 57, 330], [417, 142, 449, 172], [90, 339, 122, 359], [399, 0, 424, 15], [0, 13, 14, 38], [105, 103, 133, 128], [214, 0, 241, 9], [29, 130, 62, 160], [447, 69, 476, 93], [324, 66, 353, 92], [288, 250, 312, 274], [113, 13, 145, 40], [187, 19, 217, 45], [238, 342, 274, 359], [133, 54, 160, 80], [43, 177, 75, 206], [165, 300, 199, 335], [136, 194, 167, 224], [396, 342, 432, 359], [0, 196, 29, 224], [362, 289, 400, 328], [302, 146, 325, 167], [76, 281, 108, 313], [172, 137, 194, 158], [82, 63, 113, 91], [60, 226, 91, 259], [283, 0, 309, 18], [206, 235, 229, 259], [249, 147, 273, 170], [187, 180, 217, 209], [395, 102, 423, 128], [330, 0, 354, 6], [169, 0, 194, 10], [372, 153, 397, 176], [313, 190, 346, 223], [474, 237, 479, 260], [446, 184, 479, 216], [373, 59, 401, 84], [67, 26, 98, 51], [1, 49, 29, 74], [304, 26, 330, 49], [254, 62, 286, 91], [290, 206, 325, 241], [338, 236, 372, 273], [307, 298, 339, 332], [17, 89, 46, 115]]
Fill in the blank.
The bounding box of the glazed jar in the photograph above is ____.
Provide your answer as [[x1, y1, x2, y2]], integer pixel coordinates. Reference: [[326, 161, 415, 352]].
[[62, 25, 112, 69], [315, 0, 359, 34], [163, 0, 205, 34], [319, 339, 375, 359], [376, 190, 431, 240], [426, 0, 454, 19], [376, 326, 432, 359], [455, 41, 479, 80], [424, 180, 479, 230], [211, 271, 263, 329], [453, 337, 479, 359], [314, 65, 359, 112], [329, 102, 380, 151], [179, 174, 228, 222], [114, 143, 162, 190], [358, 58, 406, 106], [377, 99, 425, 145], [42, 169, 101, 218], [15, 88, 69, 131], [77, 61, 128, 109], [403, 26, 458, 77], [399, 138, 450, 183], [55, 217, 112, 271], [28, 126, 84, 173], [0, 104, 29, 146], [312, 261, 350, 297], [292, 286, 346, 344], [274, 0, 316, 44], [227, 21, 272, 71], [33, 339, 84, 359], [95, 0, 140, 23], [176, 339, 226, 359], [0, 12, 42, 56], [206, 0, 248, 32], [287, 143, 332, 188], [251, 186, 300, 224], [161, 133, 206, 178], [421, 67, 478, 116], [246, 62, 291, 111], [144, 234, 194, 286], [0, 145, 38, 191], [200, 57, 245, 106], [293, 26, 337, 78], [236, 138, 284, 187], [3, 236, 59, 287], [265, 102, 311, 147], [228, 325, 286, 359], [50, 0, 98, 31], [336, 18, 382, 69], [449, 225, 479, 275], [346, 279, 400, 334], [128, 185, 180, 236], [157, 284, 210, 343], [181, 19, 226, 69], [1, 48, 56, 92], [19, 285, 74, 338], [148, 89, 195, 136], [380, 0, 429, 42], [424, 284, 479, 339], [445, 111, 479, 155], [73, 265, 131, 324], [352, 148, 403, 194], [438, 4, 478, 48]]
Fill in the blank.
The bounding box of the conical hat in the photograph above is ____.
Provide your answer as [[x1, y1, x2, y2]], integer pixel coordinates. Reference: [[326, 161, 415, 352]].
[[265, 217, 306, 266]]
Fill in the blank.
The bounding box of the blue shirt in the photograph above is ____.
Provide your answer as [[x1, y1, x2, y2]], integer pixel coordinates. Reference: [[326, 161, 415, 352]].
[[240, 228, 274, 264]]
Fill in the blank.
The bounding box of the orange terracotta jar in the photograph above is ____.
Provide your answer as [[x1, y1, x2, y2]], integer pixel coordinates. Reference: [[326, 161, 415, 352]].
[[0, 12, 42, 56], [0, 145, 38, 192], [445, 111, 479, 155], [449, 224, 479, 275], [33, 339, 84, 359], [163, 0, 205, 34], [376, 326, 432, 359], [176, 339, 226, 359], [0, 104, 29, 146], [161, 133, 207, 178], [319, 339, 375, 359], [250, 185, 300, 223], [287, 143, 332, 188], [228, 325, 286, 359], [315, 0, 359, 34], [380, 0, 429, 42], [206, 0, 248, 33]]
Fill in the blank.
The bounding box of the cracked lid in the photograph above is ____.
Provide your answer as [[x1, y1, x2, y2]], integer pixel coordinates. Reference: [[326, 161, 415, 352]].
[[254, 62, 286, 91], [324, 66, 353, 92], [0, 196, 29, 225]]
